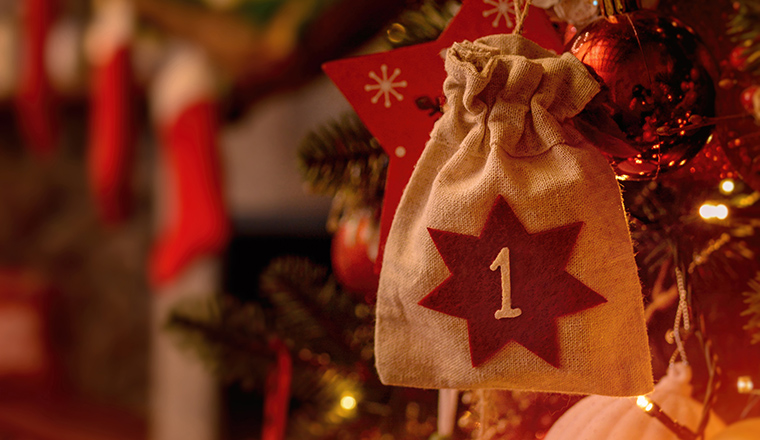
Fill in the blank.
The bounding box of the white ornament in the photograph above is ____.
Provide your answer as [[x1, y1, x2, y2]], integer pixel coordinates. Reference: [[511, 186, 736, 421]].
[[545, 363, 725, 440]]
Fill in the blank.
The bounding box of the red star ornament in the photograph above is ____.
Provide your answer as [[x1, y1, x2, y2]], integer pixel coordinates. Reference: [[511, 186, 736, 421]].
[[322, 0, 563, 273], [419, 196, 607, 368]]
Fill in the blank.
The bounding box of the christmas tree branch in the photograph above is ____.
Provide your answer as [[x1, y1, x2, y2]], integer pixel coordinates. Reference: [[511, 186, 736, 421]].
[[259, 257, 374, 365], [384, 0, 460, 49], [298, 111, 387, 209], [695, 317, 720, 437], [165, 295, 272, 387], [741, 271, 760, 344], [728, 0, 760, 77]]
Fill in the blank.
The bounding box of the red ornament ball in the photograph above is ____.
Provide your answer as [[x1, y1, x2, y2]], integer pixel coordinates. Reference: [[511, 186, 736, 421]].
[[730, 46, 749, 71], [331, 211, 380, 303], [569, 10, 716, 180], [740, 85, 759, 116]]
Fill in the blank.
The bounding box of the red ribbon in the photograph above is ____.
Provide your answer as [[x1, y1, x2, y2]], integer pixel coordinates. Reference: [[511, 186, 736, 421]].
[[262, 338, 292, 440]]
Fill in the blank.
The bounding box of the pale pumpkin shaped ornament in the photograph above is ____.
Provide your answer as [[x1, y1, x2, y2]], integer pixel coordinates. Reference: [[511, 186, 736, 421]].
[[711, 418, 760, 440], [545, 363, 726, 440]]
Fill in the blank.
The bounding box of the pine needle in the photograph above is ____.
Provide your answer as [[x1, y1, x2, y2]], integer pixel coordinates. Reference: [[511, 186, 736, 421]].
[[259, 256, 375, 365], [297, 112, 387, 212], [742, 271, 760, 344], [165, 294, 270, 389], [384, 0, 460, 49], [727, 0, 760, 77]]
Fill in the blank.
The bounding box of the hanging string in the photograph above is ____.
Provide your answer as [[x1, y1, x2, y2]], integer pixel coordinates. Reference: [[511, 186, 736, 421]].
[[670, 266, 691, 365], [512, 0, 532, 35]]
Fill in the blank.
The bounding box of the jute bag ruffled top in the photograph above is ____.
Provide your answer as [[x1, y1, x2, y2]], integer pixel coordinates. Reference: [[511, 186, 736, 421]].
[[375, 34, 653, 396]]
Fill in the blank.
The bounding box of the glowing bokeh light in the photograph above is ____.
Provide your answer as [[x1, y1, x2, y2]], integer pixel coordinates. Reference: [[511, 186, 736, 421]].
[[636, 395, 654, 412], [340, 394, 357, 411], [720, 178, 735, 194]]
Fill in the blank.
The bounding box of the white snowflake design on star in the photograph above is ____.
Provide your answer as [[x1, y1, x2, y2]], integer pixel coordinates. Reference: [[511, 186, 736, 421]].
[[483, 0, 514, 28], [364, 64, 408, 108]]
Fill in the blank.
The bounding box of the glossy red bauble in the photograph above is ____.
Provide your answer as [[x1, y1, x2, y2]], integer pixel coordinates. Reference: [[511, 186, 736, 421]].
[[740, 85, 759, 116], [730, 46, 749, 71], [569, 10, 716, 180], [331, 211, 380, 303]]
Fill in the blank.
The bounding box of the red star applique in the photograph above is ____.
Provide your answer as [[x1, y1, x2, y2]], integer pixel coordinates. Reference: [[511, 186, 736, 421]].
[[419, 196, 607, 368], [322, 0, 563, 273]]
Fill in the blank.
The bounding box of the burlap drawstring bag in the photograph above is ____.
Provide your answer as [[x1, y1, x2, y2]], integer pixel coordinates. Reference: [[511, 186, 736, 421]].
[[375, 34, 653, 396]]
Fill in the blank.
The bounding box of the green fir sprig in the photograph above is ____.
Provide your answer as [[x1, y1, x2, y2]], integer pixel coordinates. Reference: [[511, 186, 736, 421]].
[[625, 179, 758, 285], [164, 257, 380, 439], [259, 256, 375, 365], [742, 271, 760, 344], [297, 112, 387, 213], [165, 294, 270, 389], [384, 0, 460, 49], [728, 0, 760, 77]]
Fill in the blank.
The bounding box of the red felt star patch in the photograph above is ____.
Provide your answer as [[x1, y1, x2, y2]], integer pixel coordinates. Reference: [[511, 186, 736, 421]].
[[419, 196, 607, 368]]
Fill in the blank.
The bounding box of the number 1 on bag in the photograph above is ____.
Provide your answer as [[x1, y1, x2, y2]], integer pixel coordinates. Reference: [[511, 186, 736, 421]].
[[491, 247, 521, 319]]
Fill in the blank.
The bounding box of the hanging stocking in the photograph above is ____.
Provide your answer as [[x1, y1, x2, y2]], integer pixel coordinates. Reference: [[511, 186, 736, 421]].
[[16, 0, 58, 156], [149, 46, 230, 288], [85, 0, 135, 224]]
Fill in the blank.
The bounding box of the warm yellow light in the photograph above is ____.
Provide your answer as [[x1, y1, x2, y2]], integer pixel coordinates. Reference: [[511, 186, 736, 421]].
[[738, 376, 754, 394], [715, 204, 728, 219], [699, 203, 729, 220], [340, 395, 357, 411], [636, 395, 654, 412], [699, 204, 715, 219], [720, 179, 735, 194]]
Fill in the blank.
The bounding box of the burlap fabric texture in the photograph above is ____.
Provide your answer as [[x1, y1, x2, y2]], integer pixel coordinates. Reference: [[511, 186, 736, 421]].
[[375, 34, 653, 396]]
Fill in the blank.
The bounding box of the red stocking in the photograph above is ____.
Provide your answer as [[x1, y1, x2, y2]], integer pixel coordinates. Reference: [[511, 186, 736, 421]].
[[16, 0, 58, 156], [86, 0, 135, 224], [149, 48, 230, 288]]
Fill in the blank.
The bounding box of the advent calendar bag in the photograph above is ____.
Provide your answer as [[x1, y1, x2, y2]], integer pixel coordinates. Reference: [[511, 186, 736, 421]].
[[375, 34, 653, 396]]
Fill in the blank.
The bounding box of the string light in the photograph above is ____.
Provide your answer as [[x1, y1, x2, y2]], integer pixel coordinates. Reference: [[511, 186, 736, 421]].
[[719, 178, 736, 194], [340, 394, 358, 411], [699, 203, 728, 220], [737, 376, 760, 395], [636, 395, 654, 412], [635, 395, 698, 440]]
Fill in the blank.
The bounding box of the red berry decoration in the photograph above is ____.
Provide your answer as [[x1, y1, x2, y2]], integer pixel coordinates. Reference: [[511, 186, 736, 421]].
[[730, 45, 749, 71], [331, 211, 380, 303], [740, 85, 759, 117], [568, 7, 716, 180]]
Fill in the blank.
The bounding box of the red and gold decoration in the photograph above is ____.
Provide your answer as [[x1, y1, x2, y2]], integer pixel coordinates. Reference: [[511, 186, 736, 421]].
[[569, 0, 717, 180]]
